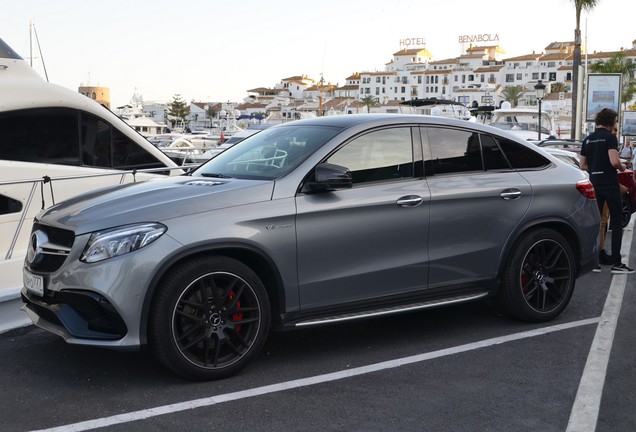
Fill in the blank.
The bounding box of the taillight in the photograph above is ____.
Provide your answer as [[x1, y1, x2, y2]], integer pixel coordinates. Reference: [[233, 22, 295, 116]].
[[576, 179, 596, 199]]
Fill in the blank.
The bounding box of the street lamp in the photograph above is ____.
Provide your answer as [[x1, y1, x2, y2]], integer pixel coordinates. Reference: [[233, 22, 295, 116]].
[[534, 79, 546, 140]]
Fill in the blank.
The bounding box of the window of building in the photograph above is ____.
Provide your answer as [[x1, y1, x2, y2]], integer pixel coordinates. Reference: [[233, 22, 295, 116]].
[[548, 62, 555, 68], [516, 73, 522, 80], [549, 72, 557, 81], [506, 74, 514, 82]]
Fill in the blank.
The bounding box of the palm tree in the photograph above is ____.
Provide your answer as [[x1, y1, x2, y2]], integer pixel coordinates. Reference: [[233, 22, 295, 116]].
[[589, 52, 636, 109], [360, 95, 380, 113], [571, 0, 600, 138], [501, 86, 525, 107]]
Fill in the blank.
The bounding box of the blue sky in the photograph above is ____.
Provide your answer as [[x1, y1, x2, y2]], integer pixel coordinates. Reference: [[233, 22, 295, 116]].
[[3, 0, 634, 107]]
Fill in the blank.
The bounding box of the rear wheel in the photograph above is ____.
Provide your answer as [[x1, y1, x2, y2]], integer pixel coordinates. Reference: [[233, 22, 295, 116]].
[[621, 196, 631, 228], [149, 256, 270, 380], [496, 228, 575, 322]]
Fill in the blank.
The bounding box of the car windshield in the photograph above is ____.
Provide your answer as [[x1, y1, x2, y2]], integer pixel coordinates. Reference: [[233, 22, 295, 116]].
[[191, 124, 342, 179]]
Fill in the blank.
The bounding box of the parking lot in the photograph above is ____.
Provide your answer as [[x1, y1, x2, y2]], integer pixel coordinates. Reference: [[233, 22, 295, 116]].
[[1, 225, 635, 432]]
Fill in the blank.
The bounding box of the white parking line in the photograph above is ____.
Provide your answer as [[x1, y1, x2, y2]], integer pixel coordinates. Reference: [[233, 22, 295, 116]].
[[566, 219, 634, 432], [34, 318, 600, 432]]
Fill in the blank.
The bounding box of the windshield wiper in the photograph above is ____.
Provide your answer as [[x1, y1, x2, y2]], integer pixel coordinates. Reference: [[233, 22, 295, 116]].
[[200, 172, 232, 179]]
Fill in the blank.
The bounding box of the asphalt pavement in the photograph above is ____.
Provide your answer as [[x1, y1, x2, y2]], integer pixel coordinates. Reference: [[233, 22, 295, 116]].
[[1, 221, 636, 431]]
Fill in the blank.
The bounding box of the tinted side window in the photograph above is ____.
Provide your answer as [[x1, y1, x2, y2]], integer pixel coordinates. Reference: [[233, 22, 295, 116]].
[[497, 137, 550, 169], [0, 194, 22, 216], [79, 112, 165, 170], [111, 128, 165, 170], [424, 127, 483, 174], [480, 134, 511, 170], [326, 127, 413, 184], [0, 108, 79, 165], [81, 113, 112, 167]]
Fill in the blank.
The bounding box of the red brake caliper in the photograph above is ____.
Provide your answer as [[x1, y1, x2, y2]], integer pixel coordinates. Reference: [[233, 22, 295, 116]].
[[229, 291, 243, 332]]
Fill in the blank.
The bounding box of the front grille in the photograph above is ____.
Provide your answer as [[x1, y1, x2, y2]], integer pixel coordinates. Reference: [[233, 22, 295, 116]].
[[33, 223, 74, 248], [28, 223, 75, 273]]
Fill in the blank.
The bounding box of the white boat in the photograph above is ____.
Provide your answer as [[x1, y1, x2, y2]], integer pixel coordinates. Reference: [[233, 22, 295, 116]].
[[399, 98, 473, 120], [489, 102, 556, 140], [0, 37, 183, 332]]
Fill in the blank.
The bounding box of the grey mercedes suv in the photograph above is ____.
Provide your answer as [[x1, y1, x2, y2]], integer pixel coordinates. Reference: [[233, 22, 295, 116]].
[[22, 114, 600, 380]]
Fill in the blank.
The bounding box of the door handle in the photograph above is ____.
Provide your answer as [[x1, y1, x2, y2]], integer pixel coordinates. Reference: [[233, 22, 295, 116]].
[[396, 195, 423, 207], [500, 189, 522, 200]]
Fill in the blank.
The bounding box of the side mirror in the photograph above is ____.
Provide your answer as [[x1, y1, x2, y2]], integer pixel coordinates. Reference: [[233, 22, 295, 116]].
[[306, 163, 352, 192]]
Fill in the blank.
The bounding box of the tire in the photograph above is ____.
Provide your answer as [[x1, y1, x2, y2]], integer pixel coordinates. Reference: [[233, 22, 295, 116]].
[[621, 196, 631, 228], [149, 256, 270, 380], [496, 228, 576, 322]]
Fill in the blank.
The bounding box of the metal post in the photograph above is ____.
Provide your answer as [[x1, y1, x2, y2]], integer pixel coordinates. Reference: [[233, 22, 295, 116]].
[[538, 98, 542, 141]]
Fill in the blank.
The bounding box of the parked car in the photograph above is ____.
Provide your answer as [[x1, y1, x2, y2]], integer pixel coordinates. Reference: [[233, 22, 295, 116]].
[[21, 114, 600, 380], [534, 139, 582, 153], [542, 147, 636, 227]]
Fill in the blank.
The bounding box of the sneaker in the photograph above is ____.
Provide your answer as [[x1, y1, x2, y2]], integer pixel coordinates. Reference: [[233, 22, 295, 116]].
[[611, 263, 635, 274], [599, 250, 613, 265], [592, 265, 602, 273]]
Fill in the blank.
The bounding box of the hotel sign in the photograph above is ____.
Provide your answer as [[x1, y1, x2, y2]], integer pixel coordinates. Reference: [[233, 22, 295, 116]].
[[458, 33, 500, 43], [399, 37, 426, 48]]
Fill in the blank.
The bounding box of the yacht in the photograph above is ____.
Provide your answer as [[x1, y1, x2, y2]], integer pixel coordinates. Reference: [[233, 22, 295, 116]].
[[399, 98, 473, 120], [489, 102, 556, 140], [0, 37, 183, 331]]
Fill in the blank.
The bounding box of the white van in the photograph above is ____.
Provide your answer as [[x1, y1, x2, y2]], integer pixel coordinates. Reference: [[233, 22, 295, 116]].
[[0, 37, 181, 329]]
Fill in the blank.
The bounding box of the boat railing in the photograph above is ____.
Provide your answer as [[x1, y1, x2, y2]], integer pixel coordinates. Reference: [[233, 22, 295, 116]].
[[2, 165, 198, 261]]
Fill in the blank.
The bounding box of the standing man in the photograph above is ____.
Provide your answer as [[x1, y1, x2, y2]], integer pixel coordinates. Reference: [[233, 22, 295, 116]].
[[580, 108, 634, 273]]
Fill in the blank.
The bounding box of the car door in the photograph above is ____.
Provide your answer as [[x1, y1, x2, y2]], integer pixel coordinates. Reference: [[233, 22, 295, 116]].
[[422, 127, 533, 288], [295, 126, 430, 310]]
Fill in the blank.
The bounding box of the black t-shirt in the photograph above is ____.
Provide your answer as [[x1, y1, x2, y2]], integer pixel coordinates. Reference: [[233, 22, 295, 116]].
[[581, 127, 619, 186]]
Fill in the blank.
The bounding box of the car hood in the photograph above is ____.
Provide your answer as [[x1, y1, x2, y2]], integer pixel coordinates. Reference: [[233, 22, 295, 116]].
[[39, 176, 275, 234]]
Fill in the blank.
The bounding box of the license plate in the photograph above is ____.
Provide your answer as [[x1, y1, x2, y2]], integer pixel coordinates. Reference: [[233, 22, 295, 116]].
[[23, 269, 44, 296]]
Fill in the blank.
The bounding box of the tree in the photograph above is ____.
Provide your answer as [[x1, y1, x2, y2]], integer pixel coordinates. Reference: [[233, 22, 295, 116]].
[[550, 82, 569, 94], [571, 0, 600, 138], [205, 105, 217, 128], [501, 86, 525, 107], [167, 94, 189, 129], [589, 52, 636, 109], [360, 95, 380, 113]]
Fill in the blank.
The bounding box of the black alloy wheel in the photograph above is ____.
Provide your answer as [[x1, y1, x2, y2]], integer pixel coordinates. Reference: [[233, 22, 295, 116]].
[[149, 256, 270, 380], [621, 196, 631, 228], [497, 228, 575, 322]]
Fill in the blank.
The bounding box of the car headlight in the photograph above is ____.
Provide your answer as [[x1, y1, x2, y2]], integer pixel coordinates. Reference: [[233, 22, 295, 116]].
[[81, 223, 167, 263]]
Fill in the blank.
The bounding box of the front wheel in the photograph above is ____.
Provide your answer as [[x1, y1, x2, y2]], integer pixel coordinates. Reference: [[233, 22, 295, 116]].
[[496, 228, 576, 322], [149, 256, 271, 380]]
